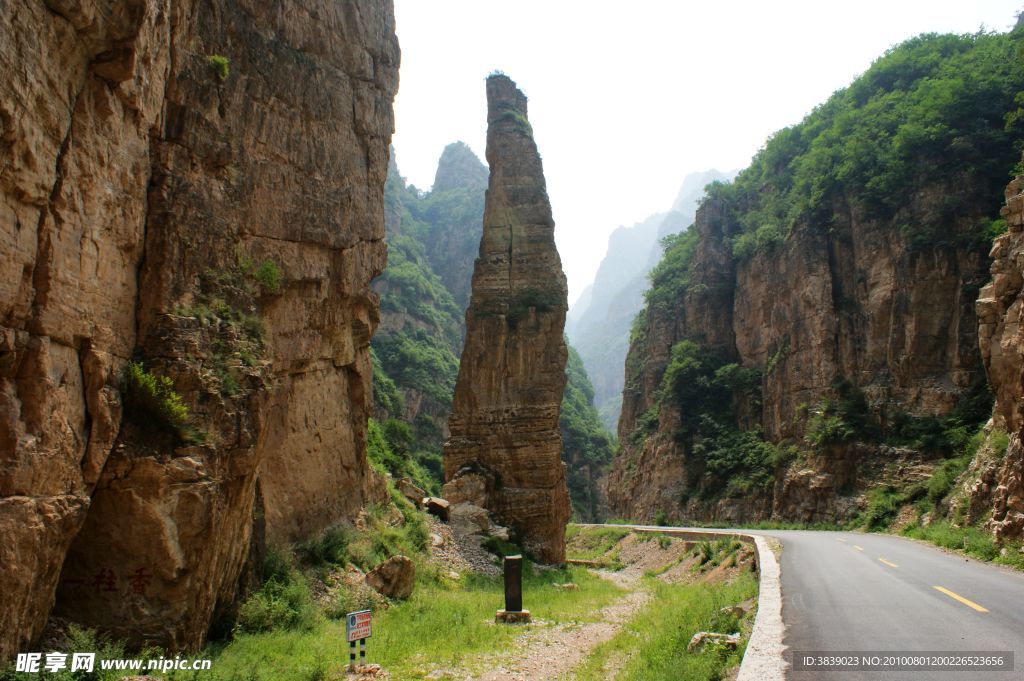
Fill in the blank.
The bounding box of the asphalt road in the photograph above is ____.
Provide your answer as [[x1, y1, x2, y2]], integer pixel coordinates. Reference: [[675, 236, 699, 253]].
[[606, 525, 1024, 680], [765, 529, 1024, 680]]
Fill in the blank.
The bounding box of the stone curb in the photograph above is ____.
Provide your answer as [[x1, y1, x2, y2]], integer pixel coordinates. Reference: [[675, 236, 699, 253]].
[[580, 525, 787, 680]]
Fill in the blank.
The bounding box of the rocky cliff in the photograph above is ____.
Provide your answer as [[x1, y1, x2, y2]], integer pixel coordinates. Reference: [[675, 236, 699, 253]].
[[568, 170, 735, 431], [976, 172, 1024, 542], [1, 0, 398, 657], [606, 30, 1022, 524], [443, 75, 571, 562]]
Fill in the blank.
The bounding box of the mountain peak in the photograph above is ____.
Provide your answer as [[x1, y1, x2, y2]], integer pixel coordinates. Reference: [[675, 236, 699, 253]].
[[432, 141, 488, 193]]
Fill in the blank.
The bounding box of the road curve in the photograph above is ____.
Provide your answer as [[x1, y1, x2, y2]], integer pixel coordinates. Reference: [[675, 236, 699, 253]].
[[598, 525, 1024, 680]]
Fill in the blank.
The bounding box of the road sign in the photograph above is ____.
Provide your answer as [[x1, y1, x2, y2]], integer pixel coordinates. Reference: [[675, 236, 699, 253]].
[[346, 610, 372, 642]]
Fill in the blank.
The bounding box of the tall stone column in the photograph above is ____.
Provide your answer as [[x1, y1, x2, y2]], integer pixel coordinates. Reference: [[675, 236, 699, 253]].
[[443, 74, 571, 563]]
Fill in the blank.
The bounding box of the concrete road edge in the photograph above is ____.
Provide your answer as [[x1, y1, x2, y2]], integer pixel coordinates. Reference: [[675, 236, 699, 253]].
[[736, 534, 787, 681]]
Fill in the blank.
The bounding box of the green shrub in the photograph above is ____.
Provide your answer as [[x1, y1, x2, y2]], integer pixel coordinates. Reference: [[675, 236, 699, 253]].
[[253, 259, 282, 293], [653, 509, 668, 527], [207, 54, 230, 80], [0, 624, 133, 681], [235, 570, 317, 634], [123, 361, 188, 434], [863, 486, 901, 530], [298, 525, 352, 566]]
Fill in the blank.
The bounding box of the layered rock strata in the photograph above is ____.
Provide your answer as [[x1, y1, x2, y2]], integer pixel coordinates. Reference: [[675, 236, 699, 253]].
[[608, 181, 991, 523], [0, 0, 397, 657], [976, 173, 1024, 541], [443, 75, 571, 563]]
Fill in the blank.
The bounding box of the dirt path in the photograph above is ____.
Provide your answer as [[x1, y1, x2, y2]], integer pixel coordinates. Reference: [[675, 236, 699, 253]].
[[469, 569, 650, 681]]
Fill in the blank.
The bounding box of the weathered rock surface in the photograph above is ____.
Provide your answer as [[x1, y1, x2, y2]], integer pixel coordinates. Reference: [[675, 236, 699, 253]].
[[397, 477, 426, 506], [366, 555, 416, 600], [443, 75, 571, 563], [608, 178, 990, 523], [976, 174, 1024, 541], [1, 0, 398, 658]]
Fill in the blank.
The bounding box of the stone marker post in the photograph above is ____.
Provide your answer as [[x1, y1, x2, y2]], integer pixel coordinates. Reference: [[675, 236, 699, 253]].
[[496, 555, 531, 623]]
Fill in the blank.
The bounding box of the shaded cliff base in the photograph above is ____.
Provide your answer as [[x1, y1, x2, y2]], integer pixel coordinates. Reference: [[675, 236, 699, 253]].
[[612, 423, 1024, 572]]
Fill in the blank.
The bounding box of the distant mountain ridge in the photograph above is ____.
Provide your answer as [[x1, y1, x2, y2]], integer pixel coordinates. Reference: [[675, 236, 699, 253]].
[[567, 168, 738, 429]]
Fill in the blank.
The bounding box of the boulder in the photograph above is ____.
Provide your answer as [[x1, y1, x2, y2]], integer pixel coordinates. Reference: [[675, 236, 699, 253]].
[[397, 478, 426, 507], [366, 555, 416, 600], [441, 466, 495, 508], [424, 497, 451, 521], [687, 631, 740, 653], [449, 503, 491, 536]]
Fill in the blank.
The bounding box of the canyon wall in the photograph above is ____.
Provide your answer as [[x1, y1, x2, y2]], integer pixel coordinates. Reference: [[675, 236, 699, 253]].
[[443, 75, 571, 563], [607, 183, 990, 523], [976, 172, 1024, 542], [602, 29, 1024, 524], [0, 0, 397, 657]]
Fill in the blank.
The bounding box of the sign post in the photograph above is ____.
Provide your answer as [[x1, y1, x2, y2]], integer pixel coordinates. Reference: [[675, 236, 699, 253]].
[[345, 609, 372, 670], [495, 555, 531, 623]]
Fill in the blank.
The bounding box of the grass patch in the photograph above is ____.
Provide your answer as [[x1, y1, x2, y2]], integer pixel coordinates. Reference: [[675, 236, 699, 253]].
[[566, 525, 630, 561], [207, 54, 230, 81], [208, 566, 623, 680], [573, 572, 757, 681], [901, 520, 1006, 563], [122, 361, 189, 437], [0, 624, 142, 681]]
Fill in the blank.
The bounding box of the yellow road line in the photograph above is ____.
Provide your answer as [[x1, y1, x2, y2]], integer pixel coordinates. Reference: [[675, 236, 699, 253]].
[[878, 558, 898, 568], [854, 545, 864, 551], [933, 586, 988, 613]]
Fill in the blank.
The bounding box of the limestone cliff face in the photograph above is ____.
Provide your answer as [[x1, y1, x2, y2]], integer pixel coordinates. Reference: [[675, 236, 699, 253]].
[[608, 182, 990, 523], [976, 174, 1024, 542], [0, 0, 397, 657], [443, 75, 571, 563]]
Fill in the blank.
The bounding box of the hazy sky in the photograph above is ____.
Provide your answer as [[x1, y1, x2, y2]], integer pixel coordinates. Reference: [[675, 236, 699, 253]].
[[392, 1, 1021, 303]]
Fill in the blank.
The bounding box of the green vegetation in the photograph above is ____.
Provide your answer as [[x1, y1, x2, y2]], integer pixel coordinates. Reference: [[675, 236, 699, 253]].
[[561, 345, 617, 521], [573, 573, 756, 681], [495, 108, 534, 137], [375, 156, 617, 522], [235, 556, 316, 634], [211, 522, 622, 681], [207, 54, 230, 81], [652, 339, 778, 500], [507, 287, 561, 327], [883, 425, 1024, 571], [626, 30, 1024, 506], [367, 417, 440, 494], [691, 538, 746, 570], [564, 525, 630, 561], [708, 30, 1024, 257], [253, 260, 282, 293], [644, 228, 702, 313], [902, 522, 1024, 570], [372, 162, 470, 485], [0, 624, 141, 681], [123, 361, 189, 436]]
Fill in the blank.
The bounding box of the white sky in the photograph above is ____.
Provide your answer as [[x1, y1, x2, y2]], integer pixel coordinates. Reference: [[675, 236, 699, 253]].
[[392, 1, 1022, 303]]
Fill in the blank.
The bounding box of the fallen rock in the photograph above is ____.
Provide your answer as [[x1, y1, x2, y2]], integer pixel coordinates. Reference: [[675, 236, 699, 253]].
[[429, 532, 445, 548], [450, 503, 491, 536], [720, 597, 756, 619], [687, 631, 740, 653], [366, 555, 416, 600], [489, 524, 511, 541], [346, 663, 388, 679], [424, 497, 451, 521], [441, 467, 495, 507], [553, 583, 578, 591], [397, 478, 426, 507]]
